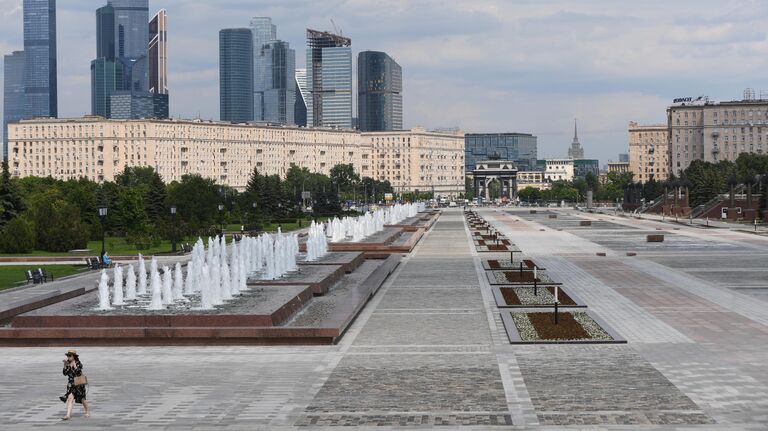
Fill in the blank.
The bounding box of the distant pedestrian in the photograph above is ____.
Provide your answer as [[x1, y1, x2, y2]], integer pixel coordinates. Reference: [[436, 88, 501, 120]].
[[60, 349, 90, 420]]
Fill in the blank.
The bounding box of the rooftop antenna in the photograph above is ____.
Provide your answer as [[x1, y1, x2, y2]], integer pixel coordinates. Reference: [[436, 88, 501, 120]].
[[744, 88, 756, 101]]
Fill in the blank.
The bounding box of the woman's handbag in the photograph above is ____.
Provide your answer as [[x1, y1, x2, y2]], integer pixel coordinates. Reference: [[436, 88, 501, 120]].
[[73, 375, 88, 386]]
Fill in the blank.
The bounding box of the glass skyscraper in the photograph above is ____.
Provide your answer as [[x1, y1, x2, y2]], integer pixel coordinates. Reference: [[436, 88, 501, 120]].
[[306, 29, 352, 129], [294, 69, 308, 127], [219, 28, 254, 123], [23, 0, 57, 119], [261, 41, 295, 124], [3, 52, 26, 159], [465, 133, 538, 172], [250, 17, 276, 121], [358, 51, 402, 131], [91, 0, 167, 119]]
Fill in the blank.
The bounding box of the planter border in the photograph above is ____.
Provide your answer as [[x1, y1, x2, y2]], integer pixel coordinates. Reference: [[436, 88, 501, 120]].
[[499, 309, 627, 344], [491, 285, 587, 309]]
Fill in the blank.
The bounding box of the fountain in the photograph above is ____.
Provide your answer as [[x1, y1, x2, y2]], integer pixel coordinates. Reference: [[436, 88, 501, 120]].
[[147, 258, 164, 310], [210, 263, 223, 306], [162, 266, 174, 305], [199, 264, 213, 309], [173, 262, 185, 301], [112, 264, 125, 306], [137, 254, 147, 296], [97, 270, 112, 310], [125, 264, 137, 300], [306, 221, 329, 261]]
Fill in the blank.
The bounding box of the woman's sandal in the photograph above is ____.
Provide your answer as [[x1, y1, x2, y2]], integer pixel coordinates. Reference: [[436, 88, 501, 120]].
[[61, 416, 70, 421]]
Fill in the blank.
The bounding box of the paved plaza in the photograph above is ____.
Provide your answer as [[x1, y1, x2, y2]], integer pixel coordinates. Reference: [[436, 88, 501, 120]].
[[2, 208, 768, 429]]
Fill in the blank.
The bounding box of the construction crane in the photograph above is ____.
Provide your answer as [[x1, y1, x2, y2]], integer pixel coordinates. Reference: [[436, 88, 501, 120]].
[[330, 19, 342, 36]]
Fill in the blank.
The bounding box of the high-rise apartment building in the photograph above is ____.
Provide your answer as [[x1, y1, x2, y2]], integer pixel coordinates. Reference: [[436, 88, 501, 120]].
[[357, 51, 402, 132], [628, 122, 668, 183], [219, 28, 254, 123], [464, 133, 538, 172], [667, 97, 768, 176], [148, 9, 167, 95], [567, 119, 585, 159], [306, 29, 352, 129], [23, 0, 58, 119], [3, 52, 26, 159], [294, 69, 308, 127]]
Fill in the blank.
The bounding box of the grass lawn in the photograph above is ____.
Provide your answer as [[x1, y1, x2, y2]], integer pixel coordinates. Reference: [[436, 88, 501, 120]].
[[0, 265, 88, 292]]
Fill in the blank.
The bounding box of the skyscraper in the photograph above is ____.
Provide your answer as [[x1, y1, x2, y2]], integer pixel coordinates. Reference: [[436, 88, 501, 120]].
[[3, 52, 26, 159], [149, 9, 167, 95], [219, 28, 254, 123], [261, 40, 295, 124], [306, 29, 352, 129], [358, 51, 402, 131], [23, 0, 58, 119], [294, 69, 308, 127], [568, 119, 585, 159], [91, 0, 167, 119], [250, 17, 276, 121]]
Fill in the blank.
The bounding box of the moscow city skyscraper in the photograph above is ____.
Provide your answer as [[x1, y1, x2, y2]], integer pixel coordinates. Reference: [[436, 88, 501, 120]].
[[306, 29, 352, 129], [219, 28, 254, 123], [357, 51, 402, 132], [91, 0, 168, 119], [3, 0, 58, 159], [250, 17, 295, 125], [23, 0, 58, 119]]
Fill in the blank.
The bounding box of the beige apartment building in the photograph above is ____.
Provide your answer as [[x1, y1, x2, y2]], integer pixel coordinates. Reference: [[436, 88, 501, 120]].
[[607, 161, 630, 174], [667, 98, 768, 177], [7, 118, 465, 196], [628, 122, 668, 183], [362, 128, 465, 197]]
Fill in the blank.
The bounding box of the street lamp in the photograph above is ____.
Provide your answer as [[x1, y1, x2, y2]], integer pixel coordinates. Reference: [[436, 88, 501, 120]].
[[170, 206, 177, 252], [218, 204, 224, 237], [98, 206, 108, 260]]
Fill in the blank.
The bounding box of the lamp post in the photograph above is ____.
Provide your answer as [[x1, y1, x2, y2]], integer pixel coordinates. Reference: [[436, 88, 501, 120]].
[[170, 206, 177, 252], [218, 204, 224, 237], [98, 207, 108, 260]]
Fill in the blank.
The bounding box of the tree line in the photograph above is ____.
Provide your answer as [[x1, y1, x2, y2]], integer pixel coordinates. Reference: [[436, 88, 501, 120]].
[[0, 162, 393, 254]]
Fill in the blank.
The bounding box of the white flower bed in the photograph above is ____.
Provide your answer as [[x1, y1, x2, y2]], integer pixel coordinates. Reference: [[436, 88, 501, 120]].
[[493, 271, 553, 284]]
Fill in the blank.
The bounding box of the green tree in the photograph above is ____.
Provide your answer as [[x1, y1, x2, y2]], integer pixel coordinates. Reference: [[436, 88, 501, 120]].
[[145, 172, 167, 223], [330, 163, 360, 193], [518, 187, 541, 202], [28, 191, 88, 252], [0, 160, 24, 226], [0, 216, 35, 253]]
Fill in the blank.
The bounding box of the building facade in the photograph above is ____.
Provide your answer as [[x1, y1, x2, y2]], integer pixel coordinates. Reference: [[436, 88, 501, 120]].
[[219, 28, 254, 123], [464, 133, 537, 172], [23, 0, 58, 119], [362, 128, 465, 197], [3, 52, 26, 159], [7, 119, 465, 196], [357, 51, 403, 132], [573, 159, 599, 179], [250, 17, 276, 121], [306, 29, 352, 129], [608, 161, 630, 174], [668, 97, 768, 176], [517, 171, 549, 191], [628, 121, 667, 183], [543, 158, 574, 182], [148, 9, 168, 95]]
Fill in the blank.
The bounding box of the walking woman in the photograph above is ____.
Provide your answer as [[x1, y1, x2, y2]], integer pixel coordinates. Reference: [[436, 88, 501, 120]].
[[60, 349, 90, 420]]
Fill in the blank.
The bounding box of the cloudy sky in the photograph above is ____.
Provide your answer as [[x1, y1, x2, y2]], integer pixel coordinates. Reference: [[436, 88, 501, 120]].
[[2, 0, 768, 163]]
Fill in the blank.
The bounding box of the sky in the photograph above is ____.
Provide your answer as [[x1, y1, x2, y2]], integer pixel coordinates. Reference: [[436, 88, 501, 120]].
[[3, 0, 768, 164]]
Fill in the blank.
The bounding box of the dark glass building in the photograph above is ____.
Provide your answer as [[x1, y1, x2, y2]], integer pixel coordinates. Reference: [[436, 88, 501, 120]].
[[91, 1, 167, 119], [358, 51, 402, 131], [261, 40, 295, 124], [3, 51, 26, 159], [23, 0, 57, 119], [294, 69, 307, 127], [465, 133, 538, 172], [573, 159, 599, 179], [219, 28, 254, 123]]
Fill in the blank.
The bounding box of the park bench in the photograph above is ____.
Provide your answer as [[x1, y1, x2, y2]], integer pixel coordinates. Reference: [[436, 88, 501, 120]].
[[25, 270, 43, 285], [36, 268, 54, 282]]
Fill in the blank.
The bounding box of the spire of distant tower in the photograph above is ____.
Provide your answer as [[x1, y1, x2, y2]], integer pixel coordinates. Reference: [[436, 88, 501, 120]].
[[572, 118, 579, 144]]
